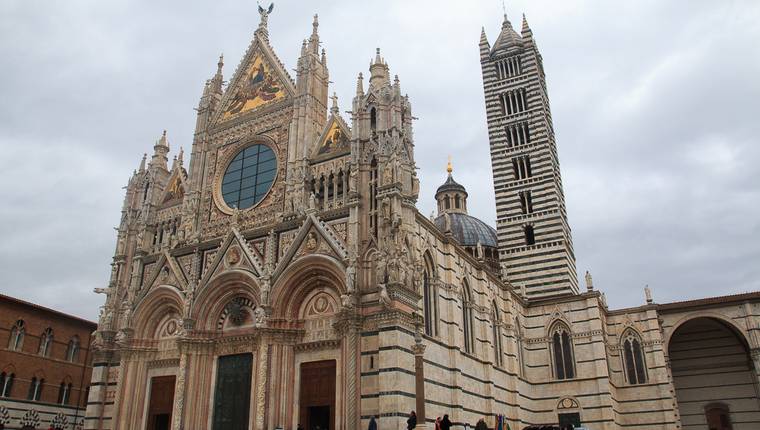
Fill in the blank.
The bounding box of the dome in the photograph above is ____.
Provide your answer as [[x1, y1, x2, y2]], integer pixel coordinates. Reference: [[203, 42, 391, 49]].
[[435, 174, 467, 197], [434, 212, 498, 248]]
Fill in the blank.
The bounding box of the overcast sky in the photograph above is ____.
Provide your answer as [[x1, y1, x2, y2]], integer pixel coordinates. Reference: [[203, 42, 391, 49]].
[[1, 0, 759, 321]]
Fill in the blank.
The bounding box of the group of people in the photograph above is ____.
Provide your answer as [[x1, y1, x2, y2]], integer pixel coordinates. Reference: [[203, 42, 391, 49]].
[[387, 411, 488, 430]]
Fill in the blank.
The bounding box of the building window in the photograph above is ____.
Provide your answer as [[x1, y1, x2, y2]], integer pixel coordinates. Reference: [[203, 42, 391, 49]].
[[57, 382, 72, 405], [66, 336, 80, 363], [495, 56, 522, 80], [38, 328, 53, 357], [705, 403, 733, 430], [501, 89, 528, 116], [369, 157, 379, 240], [27, 377, 44, 401], [143, 181, 150, 202], [462, 282, 475, 354], [524, 225, 535, 245], [551, 323, 575, 380], [515, 319, 525, 377], [422, 257, 439, 337], [505, 122, 531, 148], [370, 107, 377, 130], [622, 330, 648, 384], [8, 320, 25, 351], [519, 190, 533, 214], [220, 144, 277, 210], [512, 155, 532, 180], [491, 302, 503, 367], [1, 372, 15, 397]]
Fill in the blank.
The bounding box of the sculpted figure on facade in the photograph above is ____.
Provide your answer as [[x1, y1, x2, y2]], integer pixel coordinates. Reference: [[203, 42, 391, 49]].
[[253, 306, 267, 328]]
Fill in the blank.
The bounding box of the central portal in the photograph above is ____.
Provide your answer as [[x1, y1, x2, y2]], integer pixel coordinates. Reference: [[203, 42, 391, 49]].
[[299, 360, 336, 430]]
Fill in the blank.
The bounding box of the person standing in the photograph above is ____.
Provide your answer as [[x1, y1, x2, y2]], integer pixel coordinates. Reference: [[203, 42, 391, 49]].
[[368, 416, 377, 430], [475, 418, 488, 430], [441, 414, 452, 430], [407, 411, 417, 430]]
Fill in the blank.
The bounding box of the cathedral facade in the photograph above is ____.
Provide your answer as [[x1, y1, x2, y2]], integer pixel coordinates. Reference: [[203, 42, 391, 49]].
[[85, 8, 760, 430]]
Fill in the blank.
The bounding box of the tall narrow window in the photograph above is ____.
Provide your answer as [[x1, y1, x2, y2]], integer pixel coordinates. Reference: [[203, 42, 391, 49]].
[[519, 191, 533, 214], [491, 302, 503, 367], [462, 282, 475, 354], [515, 320, 525, 378], [143, 181, 150, 202], [57, 382, 71, 405], [551, 323, 575, 380], [28, 377, 43, 401], [66, 336, 80, 363], [622, 330, 648, 384], [524, 225, 535, 245], [369, 158, 379, 240], [512, 156, 532, 180], [370, 107, 377, 131], [1, 372, 14, 397], [422, 254, 439, 337], [8, 320, 24, 351], [38, 328, 53, 357]]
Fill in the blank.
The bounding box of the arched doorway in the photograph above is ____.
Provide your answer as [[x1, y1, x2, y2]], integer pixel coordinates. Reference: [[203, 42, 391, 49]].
[[668, 317, 760, 429]]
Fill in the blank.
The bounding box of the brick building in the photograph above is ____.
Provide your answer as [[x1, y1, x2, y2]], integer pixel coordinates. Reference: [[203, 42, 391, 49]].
[[1, 293, 96, 429]]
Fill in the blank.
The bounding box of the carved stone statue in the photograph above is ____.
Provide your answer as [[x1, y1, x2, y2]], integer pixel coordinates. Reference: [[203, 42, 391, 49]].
[[308, 192, 317, 211], [257, 2, 274, 31], [340, 293, 355, 310], [349, 167, 358, 192], [253, 306, 267, 328], [345, 259, 357, 293], [378, 283, 391, 308]]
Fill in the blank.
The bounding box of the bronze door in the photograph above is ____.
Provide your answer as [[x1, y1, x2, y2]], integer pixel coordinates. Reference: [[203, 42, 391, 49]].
[[146, 375, 176, 430], [212, 353, 254, 430], [299, 360, 336, 430]]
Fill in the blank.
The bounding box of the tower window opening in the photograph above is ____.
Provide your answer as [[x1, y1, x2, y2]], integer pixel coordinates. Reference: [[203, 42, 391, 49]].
[[370, 107, 377, 131], [455, 195, 461, 209], [524, 225, 535, 245], [445, 197, 451, 209], [524, 122, 531, 144], [519, 191, 533, 214]]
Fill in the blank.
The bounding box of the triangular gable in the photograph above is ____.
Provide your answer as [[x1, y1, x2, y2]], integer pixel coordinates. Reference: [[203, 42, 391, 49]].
[[159, 167, 187, 206], [214, 33, 295, 125], [312, 114, 351, 159], [142, 251, 188, 296], [199, 227, 264, 286], [272, 213, 348, 281]]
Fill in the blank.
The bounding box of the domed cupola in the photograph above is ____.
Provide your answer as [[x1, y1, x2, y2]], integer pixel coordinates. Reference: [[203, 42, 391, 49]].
[[433, 160, 500, 271], [435, 159, 468, 214]]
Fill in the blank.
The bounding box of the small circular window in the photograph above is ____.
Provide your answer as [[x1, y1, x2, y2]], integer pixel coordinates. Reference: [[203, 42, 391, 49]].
[[220, 144, 277, 210]]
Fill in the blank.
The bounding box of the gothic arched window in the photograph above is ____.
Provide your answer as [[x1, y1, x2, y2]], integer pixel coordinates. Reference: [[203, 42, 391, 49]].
[[38, 328, 53, 357], [551, 322, 575, 380], [515, 318, 525, 377], [370, 107, 377, 130], [622, 330, 647, 384], [491, 301, 503, 367], [27, 377, 44, 401], [65, 336, 80, 363], [57, 381, 72, 405], [462, 281, 475, 354], [1, 372, 15, 397], [8, 320, 25, 351], [422, 253, 439, 337]]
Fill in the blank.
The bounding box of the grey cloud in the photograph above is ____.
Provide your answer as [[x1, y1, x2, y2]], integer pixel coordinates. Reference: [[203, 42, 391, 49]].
[[1, 0, 758, 319]]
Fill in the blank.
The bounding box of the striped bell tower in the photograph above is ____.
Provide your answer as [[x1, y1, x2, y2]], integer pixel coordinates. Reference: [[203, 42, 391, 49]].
[[480, 13, 579, 298]]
